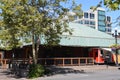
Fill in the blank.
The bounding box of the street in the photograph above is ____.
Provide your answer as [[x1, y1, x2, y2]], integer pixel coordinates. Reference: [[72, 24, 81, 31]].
[[38, 69, 120, 80], [0, 65, 120, 80]]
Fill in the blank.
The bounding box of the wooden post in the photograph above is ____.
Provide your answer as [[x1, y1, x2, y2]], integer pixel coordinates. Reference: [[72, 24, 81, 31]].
[[63, 58, 64, 66], [71, 58, 73, 65], [78, 58, 80, 66], [92, 58, 94, 65], [4, 59, 7, 69], [54, 58, 56, 65], [86, 58, 87, 65]]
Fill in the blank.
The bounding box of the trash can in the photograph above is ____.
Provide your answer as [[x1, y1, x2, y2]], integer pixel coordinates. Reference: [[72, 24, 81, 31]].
[[19, 69, 29, 77], [18, 64, 29, 77]]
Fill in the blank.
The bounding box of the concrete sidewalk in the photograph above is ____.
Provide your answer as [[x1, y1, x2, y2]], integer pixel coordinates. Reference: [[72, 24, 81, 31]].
[[65, 65, 119, 73], [63, 65, 119, 71]]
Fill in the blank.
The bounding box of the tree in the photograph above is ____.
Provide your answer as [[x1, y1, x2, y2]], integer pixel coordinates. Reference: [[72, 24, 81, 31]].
[[0, 0, 82, 64], [103, 0, 120, 26], [90, 0, 120, 11], [104, 0, 120, 10], [0, 0, 43, 64]]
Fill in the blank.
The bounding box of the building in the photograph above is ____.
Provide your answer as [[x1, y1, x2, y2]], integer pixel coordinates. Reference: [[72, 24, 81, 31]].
[[73, 7, 112, 34], [1, 22, 120, 68]]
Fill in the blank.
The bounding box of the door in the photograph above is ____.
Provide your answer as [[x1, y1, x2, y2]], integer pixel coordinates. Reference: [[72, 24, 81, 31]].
[[92, 49, 104, 64]]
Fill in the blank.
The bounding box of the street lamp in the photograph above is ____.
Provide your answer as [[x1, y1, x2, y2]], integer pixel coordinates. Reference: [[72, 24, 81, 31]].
[[114, 29, 119, 66]]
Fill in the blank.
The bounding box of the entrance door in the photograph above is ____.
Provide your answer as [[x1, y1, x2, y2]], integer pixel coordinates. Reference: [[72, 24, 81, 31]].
[[92, 49, 104, 64]]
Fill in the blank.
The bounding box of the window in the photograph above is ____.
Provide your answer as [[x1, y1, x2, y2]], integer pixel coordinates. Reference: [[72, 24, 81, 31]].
[[98, 26, 106, 32], [76, 21, 83, 24], [79, 21, 83, 24], [84, 12, 88, 18], [105, 28, 111, 32], [98, 21, 105, 26], [84, 20, 89, 24], [98, 10, 105, 15], [90, 13, 94, 19], [74, 16, 78, 20], [98, 15, 105, 21], [107, 24, 111, 27], [108, 28, 111, 32], [106, 16, 111, 22], [90, 21, 95, 25]]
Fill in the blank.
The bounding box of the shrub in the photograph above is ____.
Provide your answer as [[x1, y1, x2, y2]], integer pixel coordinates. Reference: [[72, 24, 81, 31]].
[[28, 64, 45, 78], [44, 68, 51, 75]]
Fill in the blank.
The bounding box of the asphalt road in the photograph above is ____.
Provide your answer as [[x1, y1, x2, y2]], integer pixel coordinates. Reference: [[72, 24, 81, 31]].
[[38, 69, 120, 80], [0, 65, 120, 80]]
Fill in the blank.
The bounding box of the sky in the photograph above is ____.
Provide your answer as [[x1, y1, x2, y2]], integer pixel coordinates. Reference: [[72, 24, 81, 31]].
[[72, 0, 120, 31]]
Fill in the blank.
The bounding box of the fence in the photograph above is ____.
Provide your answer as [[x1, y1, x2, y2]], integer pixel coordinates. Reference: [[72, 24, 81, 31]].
[[38, 57, 94, 66], [0, 57, 94, 69], [0, 59, 9, 69]]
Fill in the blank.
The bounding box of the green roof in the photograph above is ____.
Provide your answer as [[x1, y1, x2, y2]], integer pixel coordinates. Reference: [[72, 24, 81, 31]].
[[59, 22, 120, 47]]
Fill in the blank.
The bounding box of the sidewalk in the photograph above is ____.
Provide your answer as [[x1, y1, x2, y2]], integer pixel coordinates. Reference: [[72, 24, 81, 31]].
[[0, 65, 119, 80], [62, 65, 119, 72]]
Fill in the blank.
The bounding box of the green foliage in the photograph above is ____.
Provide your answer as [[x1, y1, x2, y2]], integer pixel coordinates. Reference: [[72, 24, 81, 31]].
[[104, 0, 120, 10], [28, 64, 45, 78], [90, 1, 102, 11], [91, 0, 120, 11], [68, 3, 83, 21], [0, 0, 78, 48], [0, 0, 82, 64]]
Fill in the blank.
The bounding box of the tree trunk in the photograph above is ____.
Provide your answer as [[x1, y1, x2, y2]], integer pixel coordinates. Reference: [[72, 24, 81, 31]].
[[32, 34, 37, 64], [36, 37, 40, 63]]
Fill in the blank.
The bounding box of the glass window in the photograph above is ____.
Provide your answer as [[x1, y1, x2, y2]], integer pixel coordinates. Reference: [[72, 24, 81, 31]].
[[84, 20, 89, 24], [90, 21, 95, 25], [84, 12, 88, 18], [79, 21, 83, 24], [74, 16, 78, 20], [108, 28, 111, 32], [98, 26, 106, 32], [106, 16, 111, 22], [76, 21, 83, 24], [106, 28, 111, 32], [107, 24, 111, 27], [98, 10, 105, 15], [90, 13, 94, 19], [98, 15, 105, 21], [98, 21, 105, 26]]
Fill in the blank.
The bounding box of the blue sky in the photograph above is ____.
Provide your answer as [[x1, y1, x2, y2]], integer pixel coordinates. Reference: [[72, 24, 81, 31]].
[[73, 0, 120, 29]]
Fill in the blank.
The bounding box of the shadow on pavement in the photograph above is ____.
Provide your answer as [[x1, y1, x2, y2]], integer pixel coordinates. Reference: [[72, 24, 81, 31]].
[[0, 69, 27, 79], [45, 66, 86, 76]]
